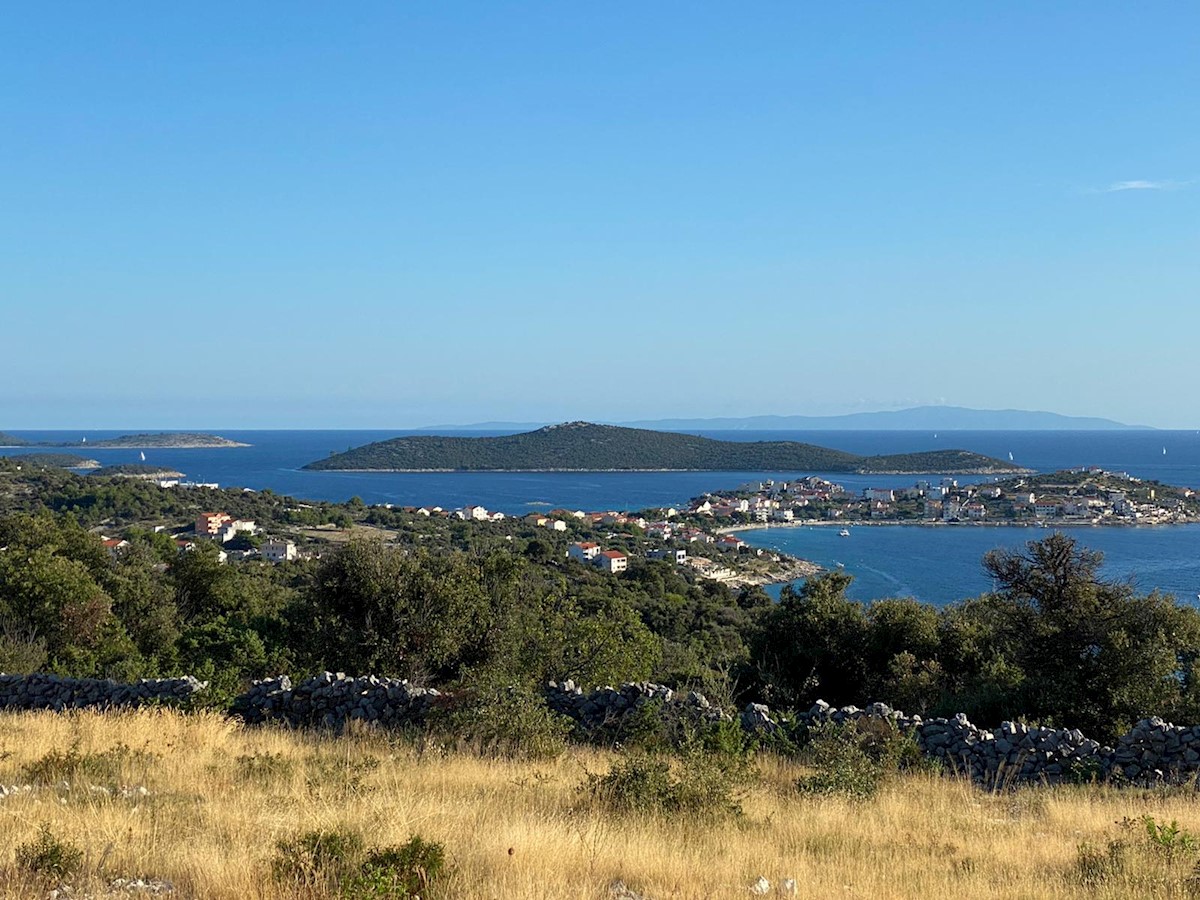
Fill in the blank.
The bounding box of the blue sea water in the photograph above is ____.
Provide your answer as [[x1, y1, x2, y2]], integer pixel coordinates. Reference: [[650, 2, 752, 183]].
[[4, 428, 1200, 604]]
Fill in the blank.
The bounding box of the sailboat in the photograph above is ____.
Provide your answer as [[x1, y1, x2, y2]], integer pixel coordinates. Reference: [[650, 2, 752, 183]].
[[140, 451, 146, 462], [1164, 447, 1168, 456], [1008, 452, 1014, 461]]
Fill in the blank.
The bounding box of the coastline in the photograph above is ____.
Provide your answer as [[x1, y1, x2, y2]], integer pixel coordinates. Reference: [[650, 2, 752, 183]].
[[720, 518, 1196, 535], [305, 465, 1029, 475]]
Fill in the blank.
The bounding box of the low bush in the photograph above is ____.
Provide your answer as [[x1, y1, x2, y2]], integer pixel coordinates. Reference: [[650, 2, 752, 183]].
[[795, 719, 926, 800], [583, 749, 748, 819], [1072, 815, 1200, 891], [437, 675, 572, 760], [272, 828, 446, 898], [15, 824, 84, 879], [344, 838, 447, 899]]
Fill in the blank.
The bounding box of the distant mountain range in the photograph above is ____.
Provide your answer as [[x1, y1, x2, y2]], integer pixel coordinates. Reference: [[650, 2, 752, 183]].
[[306, 422, 1027, 475], [420, 407, 1147, 432]]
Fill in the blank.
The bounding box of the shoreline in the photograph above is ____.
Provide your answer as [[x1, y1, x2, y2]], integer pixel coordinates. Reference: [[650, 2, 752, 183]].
[[720, 518, 1198, 535], [305, 465, 1030, 475]]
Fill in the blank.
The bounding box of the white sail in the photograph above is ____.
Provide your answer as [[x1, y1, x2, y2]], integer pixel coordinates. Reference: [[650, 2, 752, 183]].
[[140, 451, 146, 462]]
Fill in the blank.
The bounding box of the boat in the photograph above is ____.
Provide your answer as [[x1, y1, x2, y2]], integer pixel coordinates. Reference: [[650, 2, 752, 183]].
[[839, 528, 851, 537], [139, 451, 146, 462], [1009, 452, 1014, 461], [1163, 447, 1168, 456]]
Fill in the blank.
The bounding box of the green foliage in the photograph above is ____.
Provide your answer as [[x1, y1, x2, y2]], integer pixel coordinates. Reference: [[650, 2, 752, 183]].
[[15, 824, 84, 879], [752, 572, 869, 708], [272, 829, 445, 899], [583, 751, 747, 819], [273, 828, 366, 891], [1074, 816, 1200, 891], [438, 673, 572, 759], [1142, 816, 1198, 858], [344, 838, 447, 899], [795, 719, 925, 800]]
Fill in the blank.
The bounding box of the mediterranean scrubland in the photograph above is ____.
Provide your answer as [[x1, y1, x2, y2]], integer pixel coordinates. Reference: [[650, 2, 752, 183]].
[[5, 709, 1200, 899]]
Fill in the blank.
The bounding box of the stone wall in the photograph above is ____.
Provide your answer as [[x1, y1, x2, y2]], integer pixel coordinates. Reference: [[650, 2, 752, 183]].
[[0, 673, 207, 711], [4, 670, 1200, 785], [230, 672, 441, 729]]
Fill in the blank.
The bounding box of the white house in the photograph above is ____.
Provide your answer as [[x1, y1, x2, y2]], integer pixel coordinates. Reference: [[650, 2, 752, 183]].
[[647, 548, 687, 564], [262, 539, 298, 563], [547, 519, 567, 531], [595, 550, 628, 573], [568, 541, 601, 563], [215, 519, 257, 543], [460, 505, 490, 521]]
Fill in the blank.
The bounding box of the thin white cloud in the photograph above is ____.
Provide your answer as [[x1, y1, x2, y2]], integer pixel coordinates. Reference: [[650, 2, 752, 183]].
[[1097, 179, 1190, 193]]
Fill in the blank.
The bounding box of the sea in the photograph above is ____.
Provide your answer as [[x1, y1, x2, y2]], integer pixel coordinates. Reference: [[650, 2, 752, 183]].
[[4, 428, 1200, 606]]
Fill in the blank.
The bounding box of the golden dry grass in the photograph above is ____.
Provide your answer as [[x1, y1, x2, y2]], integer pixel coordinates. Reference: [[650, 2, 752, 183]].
[[1, 709, 1200, 898]]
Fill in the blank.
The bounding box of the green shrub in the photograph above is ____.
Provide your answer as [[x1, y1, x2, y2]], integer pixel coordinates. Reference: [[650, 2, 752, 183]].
[[16, 824, 84, 879], [795, 719, 925, 800], [1141, 816, 1198, 858], [272, 828, 366, 891], [1071, 815, 1200, 890], [439, 675, 572, 760], [272, 828, 446, 898], [584, 751, 746, 819], [344, 837, 447, 899]]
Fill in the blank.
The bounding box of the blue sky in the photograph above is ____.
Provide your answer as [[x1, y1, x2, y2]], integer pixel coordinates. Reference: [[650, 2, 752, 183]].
[[2, 3, 1196, 428]]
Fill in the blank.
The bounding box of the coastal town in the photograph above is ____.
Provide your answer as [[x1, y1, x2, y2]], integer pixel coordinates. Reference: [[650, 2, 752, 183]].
[[672, 468, 1200, 529], [76, 463, 1200, 595]]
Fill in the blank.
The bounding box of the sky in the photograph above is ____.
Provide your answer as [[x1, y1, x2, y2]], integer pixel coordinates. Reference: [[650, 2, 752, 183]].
[[1, 3, 1197, 429]]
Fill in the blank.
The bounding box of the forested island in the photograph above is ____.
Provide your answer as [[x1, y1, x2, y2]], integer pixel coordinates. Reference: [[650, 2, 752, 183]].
[[72, 432, 247, 448], [306, 421, 1026, 474], [0, 453, 99, 469], [0, 431, 248, 449]]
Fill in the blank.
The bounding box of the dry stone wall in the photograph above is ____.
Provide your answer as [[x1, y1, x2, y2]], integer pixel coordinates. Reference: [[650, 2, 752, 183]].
[[0, 673, 207, 711], [230, 672, 442, 729], [3, 671, 1199, 785]]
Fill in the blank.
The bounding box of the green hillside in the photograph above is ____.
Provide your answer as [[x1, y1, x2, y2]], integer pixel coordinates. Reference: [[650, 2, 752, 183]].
[[304, 422, 1025, 474], [0, 432, 30, 447]]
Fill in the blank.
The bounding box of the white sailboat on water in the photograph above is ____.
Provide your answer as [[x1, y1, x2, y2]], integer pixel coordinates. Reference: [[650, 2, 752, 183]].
[[140, 451, 146, 462], [1009, 452, 1014, 461]]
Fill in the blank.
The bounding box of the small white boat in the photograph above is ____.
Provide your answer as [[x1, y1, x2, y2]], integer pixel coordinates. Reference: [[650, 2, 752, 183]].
[[838, 528, 851, 537], [1009, 452, 1014, 461], [139, 451, 146, 462]]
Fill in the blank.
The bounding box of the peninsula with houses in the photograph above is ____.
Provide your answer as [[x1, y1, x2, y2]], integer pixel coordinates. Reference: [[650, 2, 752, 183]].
[[304, 421, 1026, 475], [672, 468, 1200, 530]]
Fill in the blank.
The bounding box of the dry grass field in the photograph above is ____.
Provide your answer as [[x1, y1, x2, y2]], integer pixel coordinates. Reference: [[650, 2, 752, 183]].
[[2, 709, 1200, 899]]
